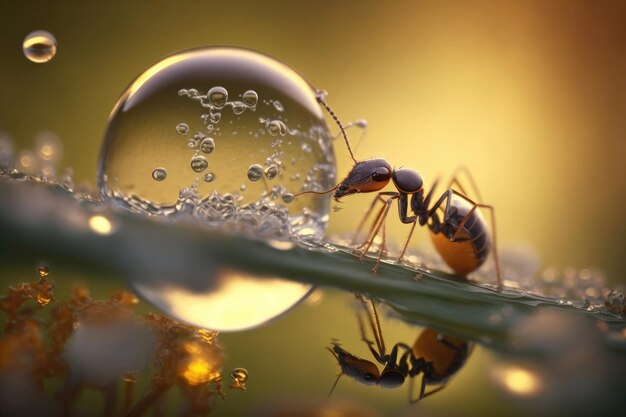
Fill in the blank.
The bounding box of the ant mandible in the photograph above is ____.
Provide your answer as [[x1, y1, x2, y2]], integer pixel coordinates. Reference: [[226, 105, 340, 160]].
[[327, 295, 473, 402], [298, 96, 503, 290]]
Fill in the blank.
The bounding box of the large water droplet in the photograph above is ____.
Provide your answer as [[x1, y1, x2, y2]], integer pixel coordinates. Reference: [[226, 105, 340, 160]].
[[23, 30, 57, 63], [97, 47, 336, 331]]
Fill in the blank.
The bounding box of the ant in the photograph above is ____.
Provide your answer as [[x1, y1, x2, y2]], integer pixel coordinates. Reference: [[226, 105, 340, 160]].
[[327, 295, 472, 402], [297, 96, 502, 290]]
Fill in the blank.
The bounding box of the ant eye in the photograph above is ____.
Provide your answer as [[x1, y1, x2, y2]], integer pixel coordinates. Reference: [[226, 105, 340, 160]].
[[372, 167, 391, 182], [364, 373, 376, 381]]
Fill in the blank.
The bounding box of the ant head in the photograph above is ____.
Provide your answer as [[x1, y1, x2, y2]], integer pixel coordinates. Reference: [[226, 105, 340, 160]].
[[334, 159, 393, 201], [378, 368, 406, 388], [329, 345, 380, 386]]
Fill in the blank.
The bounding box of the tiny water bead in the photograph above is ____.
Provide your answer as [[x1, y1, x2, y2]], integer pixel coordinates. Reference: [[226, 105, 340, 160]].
[[207, 86, 228, 107], [230, 367, 249, 390], [268, 120, 287, 136], [199, 137, 215, 154], [242, 90, 258, 107], [246, 164, 264, 182], [23, 30, 57, 63], [190, 155, 209, 172], [176, 123, 189, 135], [152, 167, 167, 181], [98, 47, 335, 331]]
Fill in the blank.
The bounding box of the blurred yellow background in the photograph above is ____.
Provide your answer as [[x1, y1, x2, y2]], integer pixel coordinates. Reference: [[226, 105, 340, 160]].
[[1, 1, 625, 415]]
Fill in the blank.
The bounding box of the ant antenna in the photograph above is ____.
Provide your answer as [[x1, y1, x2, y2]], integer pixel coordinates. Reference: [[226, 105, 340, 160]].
[[317, 95, 357, 164], [328, 373, 343, 397], [293, 182, 340, 198], [326, 347, 344, 397]]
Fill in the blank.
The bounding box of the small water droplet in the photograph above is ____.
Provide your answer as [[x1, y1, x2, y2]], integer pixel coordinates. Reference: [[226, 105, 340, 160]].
[[199, 137, 215, 154], [152, 167, 167, 181], [191, 156, 209, 172], [203, 172, 216, 182], [176, 123, 189, 135], [231, 367, 248, 382], [229, 367, 249, 390], [208, 86, 228, 108], [240, 184, 247, 191], [178, 88, 189, 96], [209, 111, 222, 124], [268, 120, 287, 136], [315, 89, 328, 100], [301, 143, 312, 153], [242, 90, 258, 107], [264, 165, 278, 179], [281, 193, 294, 203], [231, 101, 247, 115], [272, 100, 284, 112], [247, 164, 264, 181], [23, 30, 57, 63]]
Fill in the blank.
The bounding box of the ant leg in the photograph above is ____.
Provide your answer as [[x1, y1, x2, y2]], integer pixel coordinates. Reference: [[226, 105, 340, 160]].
[[446, 191, 502, 290], [408, 375, 429, 403], [355, 295, 387, 361], [353, 192, 398, 247], [353, 194, 386, 244], [397, 178, 440, 263], [372, 220, 388, 272], [397, 222, 417, 262], [421, 384, 448, 400], [356, 302, 384, 362], [357, 195, 398, 261], [429, 190, 503, 291], [446, 166, 483, 202]]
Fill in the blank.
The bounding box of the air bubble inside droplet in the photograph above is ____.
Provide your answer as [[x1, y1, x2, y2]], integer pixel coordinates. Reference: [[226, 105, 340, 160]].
[[247, 164, 264, 181], [199, 137, 215, 154], [242, 90, 258, 107], [264, 165, 278, 179], [190, 155, 208, 172], [23, 30, 57, 63], [268, 120, 287, 136], [152, 167, 167, 181], [176, 123, 189, 135], [208, 86, 228, 108], [97, 47, 335, 331]]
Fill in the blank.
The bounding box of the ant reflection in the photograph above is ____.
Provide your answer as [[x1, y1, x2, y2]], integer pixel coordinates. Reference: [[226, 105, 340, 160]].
[[328, 295, 473, 402]]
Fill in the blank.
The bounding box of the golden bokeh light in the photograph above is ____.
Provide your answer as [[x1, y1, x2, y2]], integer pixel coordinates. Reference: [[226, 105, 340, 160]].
[[181, 357, 220, 386], [88, 215, 113, 235], [493, 365, 542, 396]]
